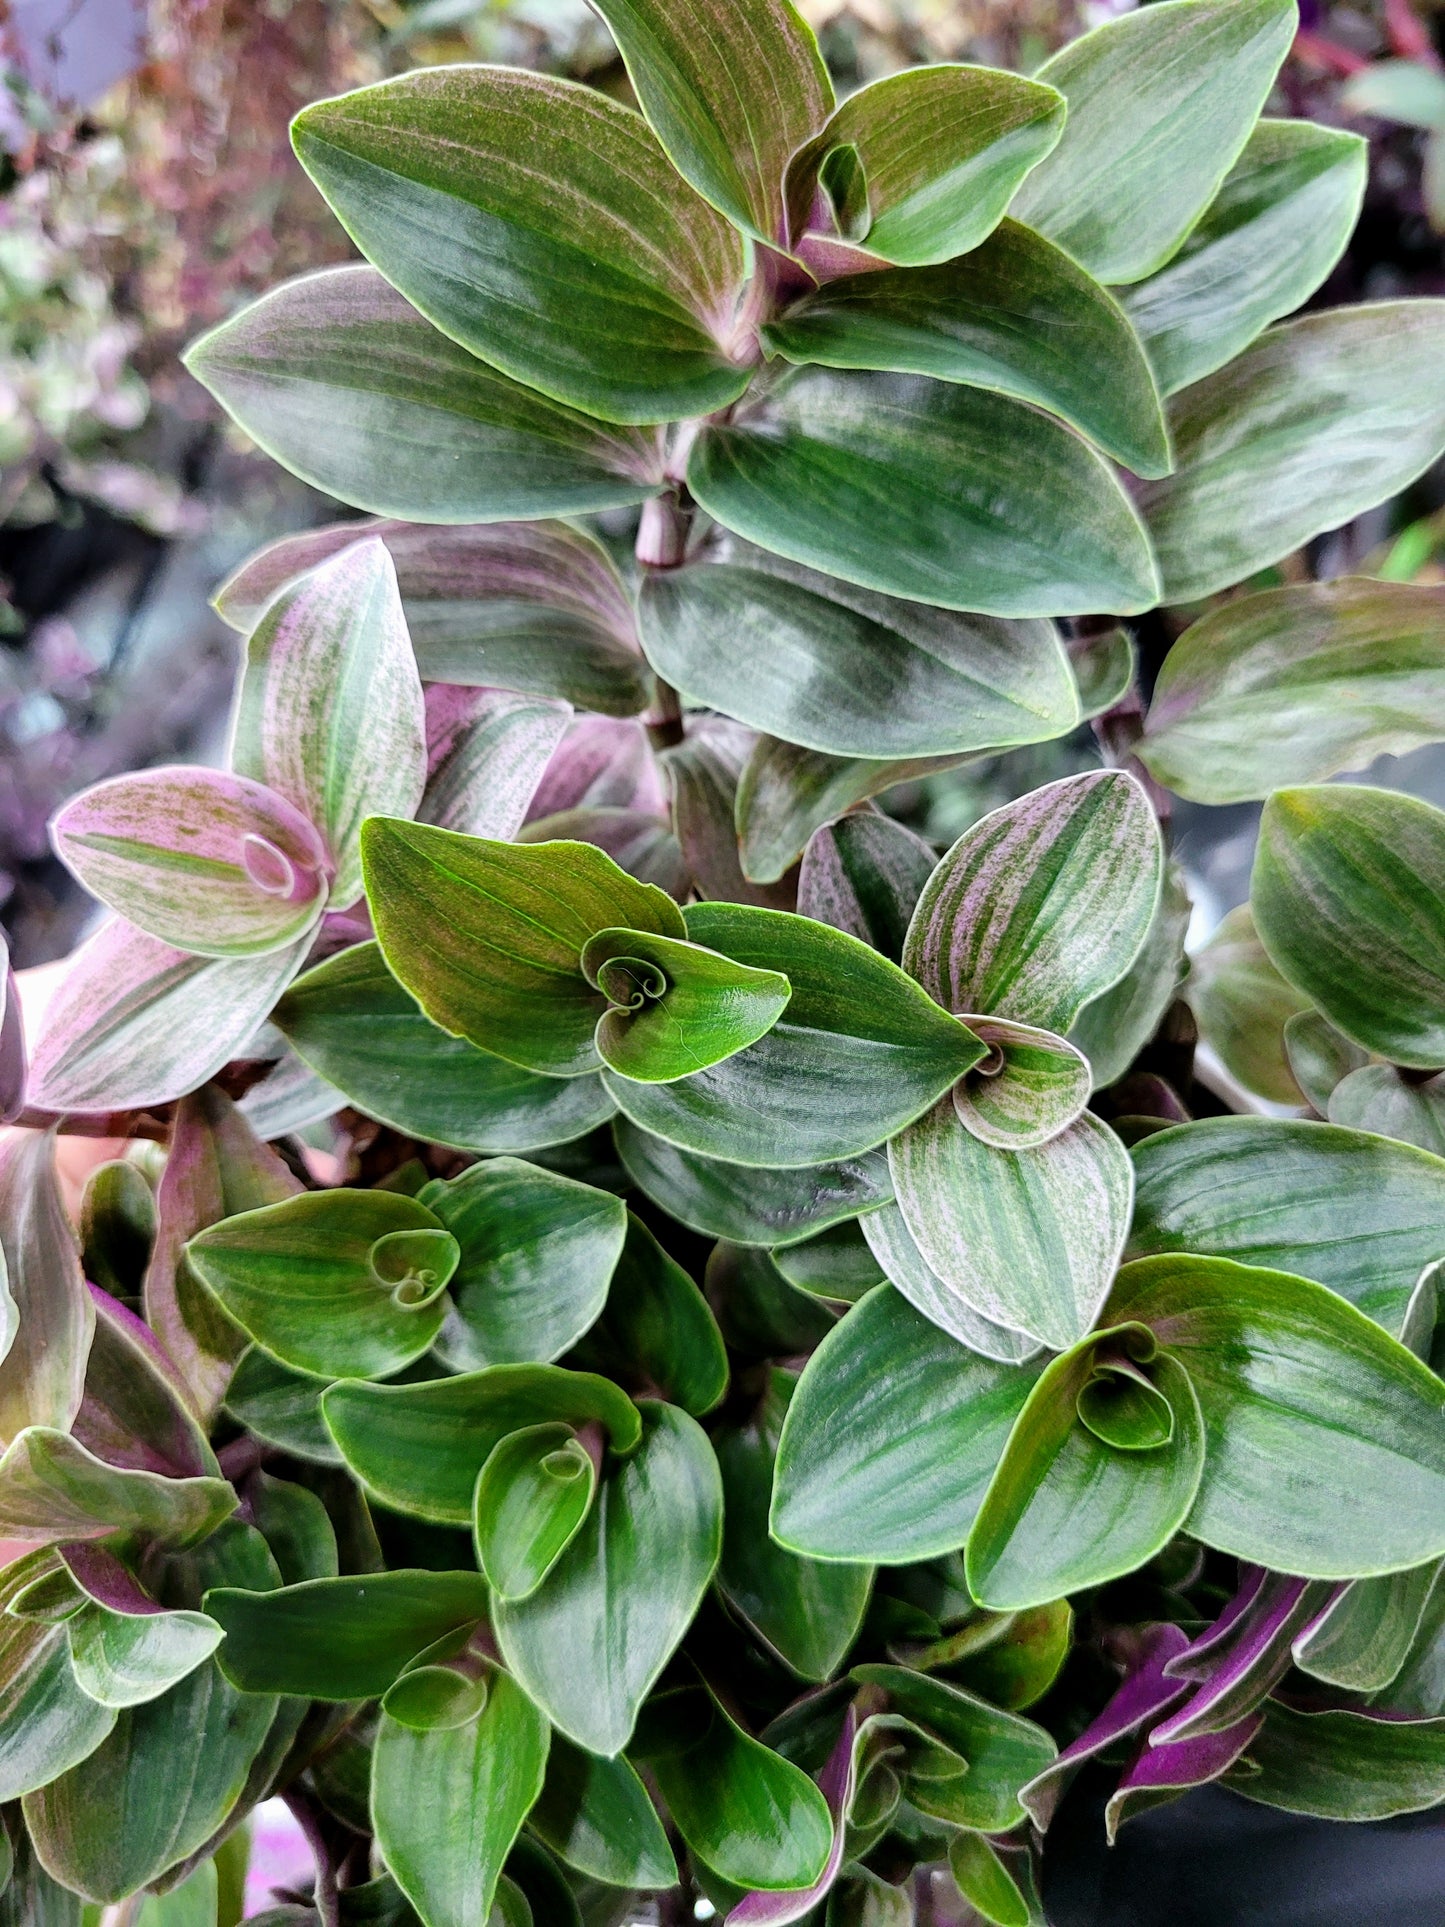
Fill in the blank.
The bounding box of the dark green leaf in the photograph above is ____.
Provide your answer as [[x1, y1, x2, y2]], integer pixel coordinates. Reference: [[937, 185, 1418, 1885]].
[[772, 1285, 1043, 1562], [224, 1348, 340, 1466], [64, 1598, 221, 1711], [529, 1735, 676, 1889], [582, 927, 790, 1083], [79, 1157, 154, 1301], [183, 268, 665, 522], [850, 1666, 1055, 1832], [1186, 903, 1309, 1104], [796, 814, 935, 966], [567, 1213, 727, 1417], [772, 1220, 885, 1305], [473, 1425, 595, 1603], [689, 366, 1159, 619], [948, 1832, 1030, 1927], [1228, 1703, 1445, 1821], [704, 1241, 838, 1359]]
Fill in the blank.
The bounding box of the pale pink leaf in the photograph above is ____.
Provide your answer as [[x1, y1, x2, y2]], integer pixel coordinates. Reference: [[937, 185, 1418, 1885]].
[[0, 1133, 94, 1446], [421, 685, 571, 840]]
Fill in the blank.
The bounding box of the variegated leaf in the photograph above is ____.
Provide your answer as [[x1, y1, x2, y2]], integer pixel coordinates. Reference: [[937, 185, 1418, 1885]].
[[0, 1135, 94, 1446], [421, 686, 572, 840]]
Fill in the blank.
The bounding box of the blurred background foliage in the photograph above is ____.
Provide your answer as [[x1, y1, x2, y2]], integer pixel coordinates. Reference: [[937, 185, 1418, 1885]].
[[0, 0, 1443, 967]]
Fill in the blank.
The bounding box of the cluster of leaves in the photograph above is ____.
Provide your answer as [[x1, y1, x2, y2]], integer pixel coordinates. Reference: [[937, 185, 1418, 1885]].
[[3, 0, 1445, 1920]]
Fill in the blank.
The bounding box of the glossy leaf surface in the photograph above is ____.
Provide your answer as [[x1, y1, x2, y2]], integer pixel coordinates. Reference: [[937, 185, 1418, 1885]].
[[529, 1737, 676, 1890], [796, 814, 935, 966], [1329, 1065, 1445, 1157], [65, 1601, 222, 1710], [583, 927, 791, 1083], [0, 1429, 234, 1549], [567, 1213, 728, 1418], [0, 1551, 117, 1802], [949, 1017, 1092, 1151], [1230, 1703, 1445, 1821], [1067, 861, 1191, 1091], [859, 1202, 1041, 1363], [473, 1424, 595, 1602], [1187, 903, 1309, 1104]]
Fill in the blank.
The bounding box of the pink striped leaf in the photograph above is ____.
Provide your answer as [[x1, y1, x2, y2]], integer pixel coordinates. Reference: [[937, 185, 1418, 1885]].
[[527, 716, 666, 822], [230, 535, 426, 907], [0, 1425, 234, 1549], [0, 1134, 93, 1447], [52, 767, 330, 958], [0, 942, 25, 1123], [421, 686, 572, 841]]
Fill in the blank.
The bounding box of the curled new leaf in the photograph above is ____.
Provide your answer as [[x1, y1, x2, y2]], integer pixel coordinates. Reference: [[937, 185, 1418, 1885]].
[[582, 926, 790, 1082], [949, 1017, 1092, 1151], [474, 1423, 597, 1604]]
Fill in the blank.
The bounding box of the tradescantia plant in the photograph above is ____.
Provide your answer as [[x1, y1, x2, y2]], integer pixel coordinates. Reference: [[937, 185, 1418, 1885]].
[[4, 0, 1445, 1920]]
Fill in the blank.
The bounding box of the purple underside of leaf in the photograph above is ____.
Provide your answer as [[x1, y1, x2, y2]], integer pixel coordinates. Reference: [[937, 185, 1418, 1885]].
[[526, 715, 667, 821], [61, 1542, 163, 1616], [1152, 1572, 1343, 1746], [1109, 1709, 1265, 1827], [727, 1704, 858, 1926], [1164, 1564, 1269, 1676]]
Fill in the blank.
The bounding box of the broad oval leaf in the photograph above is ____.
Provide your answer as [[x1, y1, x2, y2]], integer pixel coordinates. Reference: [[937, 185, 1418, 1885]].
[[637, 545, 1077, 758], [372, 1666, 550, 1927], [590, 0, 831, 245], [0, 1133, 92, 1446], [764, 223, 1170, 477], [785, 64, 1063, 265], [0, 1429, 235, 1551], [688, 367, 1159, 619], [771, 1284, 1043, 1563], [583, 927, 790, 1084], [567, 1212, 728, 1418], [1107, 1255, 1445, 1578], [322, 1365, 641, 1524], [474, 1423, 596, 1603], [1122, 119, 1367, 395], [420, 687, 570, 841], [363, 822, 686, 1077], [65, 1600, 222, 1711], [1128, 1116, 1445, 1335], [950, 1017, 1091, 1152], [492, 1402, 722, 1756], [1329, 1064, 1445, 1158], [1293, 1560, 1444, 1694], [292, 69, 750, 425], [187, 1189, 457, 1379], [889, 1101, 1134, 1353], [796, 814, 936, 965], [1140, 580, 1445, 805], [1284, 1009, 1371, 1117], [1252, 784, 1445, 1069], [903, 769, 1164, 1032], [183, 267, 665, 523], [605, 903, 985, 1166], [771, 1219, 885, 1305], [1139, 303, 1445, 603], [1186, 903, 1309, 1105], [1227, 1702, 1445, 1823], [52, 768, 331, 959], [1009, 0, 1297, 285], [0, 1550, 117, 1802], [529, 1737, 676, 1890], [1067, 860, 1192, 1091], [859, 1202, 1041, 1363]]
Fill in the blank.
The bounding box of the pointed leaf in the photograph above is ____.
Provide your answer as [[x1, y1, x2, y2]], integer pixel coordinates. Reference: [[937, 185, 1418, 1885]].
[[1122, 119, 1367, 395], [903, 769, 1164, 1033], [1068, 861, 1191, 1090], [223, 1348, 339, 1466], [797, 815, 935, 966], [424, 1157, 625, 1371], [583, 927, 791, 1083], [890, 1102, 1134, 1353], [66, 1600, 222, 1710], [420, 687, 570, 842], [493, 1402, 722, 1755], [183, 267, 665, 522], [638, 543, 1078, 757], [473, 1424, 595, 1603], [765, 224, 1169, 476], [567, 1212, 728, 1417], [205, 1570, 489, 1699], [1329, 1064, 1445, 1157], [0, 1134, 92, 1444], [322, 1366, 641, 1525], [1228, 1702, 1445, 1822], [948, 1833, 1030, 1927], [1187, 903, 1309, 1104], [950, 1017, 1091, 1151], [606, 903, 986, 1166], [737, 738, 968, 886], [0, 1551, 117, 1801], [859, 1203, 1041, 1363], [363, 822, 686, 1078], [275, 943, 615, 1156], [188, 1190, 457, 1379], [1293, 1561, 1442, 1693], [1108, 1254, 1445, 1576], [1140, 303, 1445, 603], [529, 1737, 676, 1890], [52, 768, 331, 958], [293, 70, 748, 425], [0, 1428, 234, 1549], [1253, 784, 1445, 1068], [726, 1708, 858, 1927], [230, 537, 424, 906], [1009, 0, 1297, 285], [74, 1287, 219, 1480], [661, 717, 797, 910], [1105, 1712, 1262, 1840], [80, 1158, 155, 1301], [689, 367, 1159, 618], [786, 64, 1062, 265], [771, 1284, 1044, 1562]]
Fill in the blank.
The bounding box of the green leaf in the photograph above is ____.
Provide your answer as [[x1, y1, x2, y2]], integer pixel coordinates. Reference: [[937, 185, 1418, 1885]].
[[938, 1599, 1074, 1713], [1122, 119, 1367, 395], [224, 1350, 333, 1466], [276, 945, 616, 1156], [566, 1212, 728, 1417], [637, 543, 1078, 758], [1139, 303, 1445, 603], [322, 1366, 641, 1526], [79, 1157, 155, 1301], [613, 1116, 892, 1248], [965, 1333, 1205, 1609], [860, 1202, 1041, 1363], [0, 1134, 92, 1445], [0, 1428, 235, 1550], [773, 1220, 885, 1305], [23, 1522, 281, 1903], [689, 368, 1160, 619], [473, 1424, 595, 1603], [230, 536, 424, 907], [1108, 1255, 1445, 1576], [587, 0, 831, 245], [715, 1369, 872, 1681], [493, 1402, 722, 1755], [423, 1158, 626, 1371], [1186, 903, 1309, 1104], [75, 1287, 220, 1484], [1009, 0, 1297, 285], [606, 903, 986, 1166], [372, 1666, 550, 1927], [216, 517, 648, 718], [889, 1103, 1135, 1353], [796, 814, 936, 967], [1284, 1008, 1370, 1115], [1228, 1702, 1445, 1821], [183, 268, 665, 523], [582, 927, 790, 1083], [205, 1570, 488, 1699], [771, 1284, 1043, 1562], [765, 224, 1170, 477], [247, 1467, 339, 1585], [65, 1600, 222, 1710], [1068, 861, 1191, 1091], [849, 1666, 1055, 1832], [949, 1017, 1091, 1152], [187, 1189, 458, 1380], [638, 1684, 833, 1891], [947, 1833, 1030, 1927], [529, 1737, 676, 1890], [362, 822, 686, 1078], [1293, 1560, 1444, 1692], [826, 1870, 912, 1927], [0, 1552, 117, 1801], [1341, 57, 1445, 129], [903, 769, 1164, 1033], [786, 64, 1063, 265], [1129, 1116, 1445, 1335], [1329, 1065, 1445, 1157], [1252, 784, 1445, 1069], [705, 1241, 837, 1358], [293, 71, 749, 426], [1140, 580, 1445, 805]]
